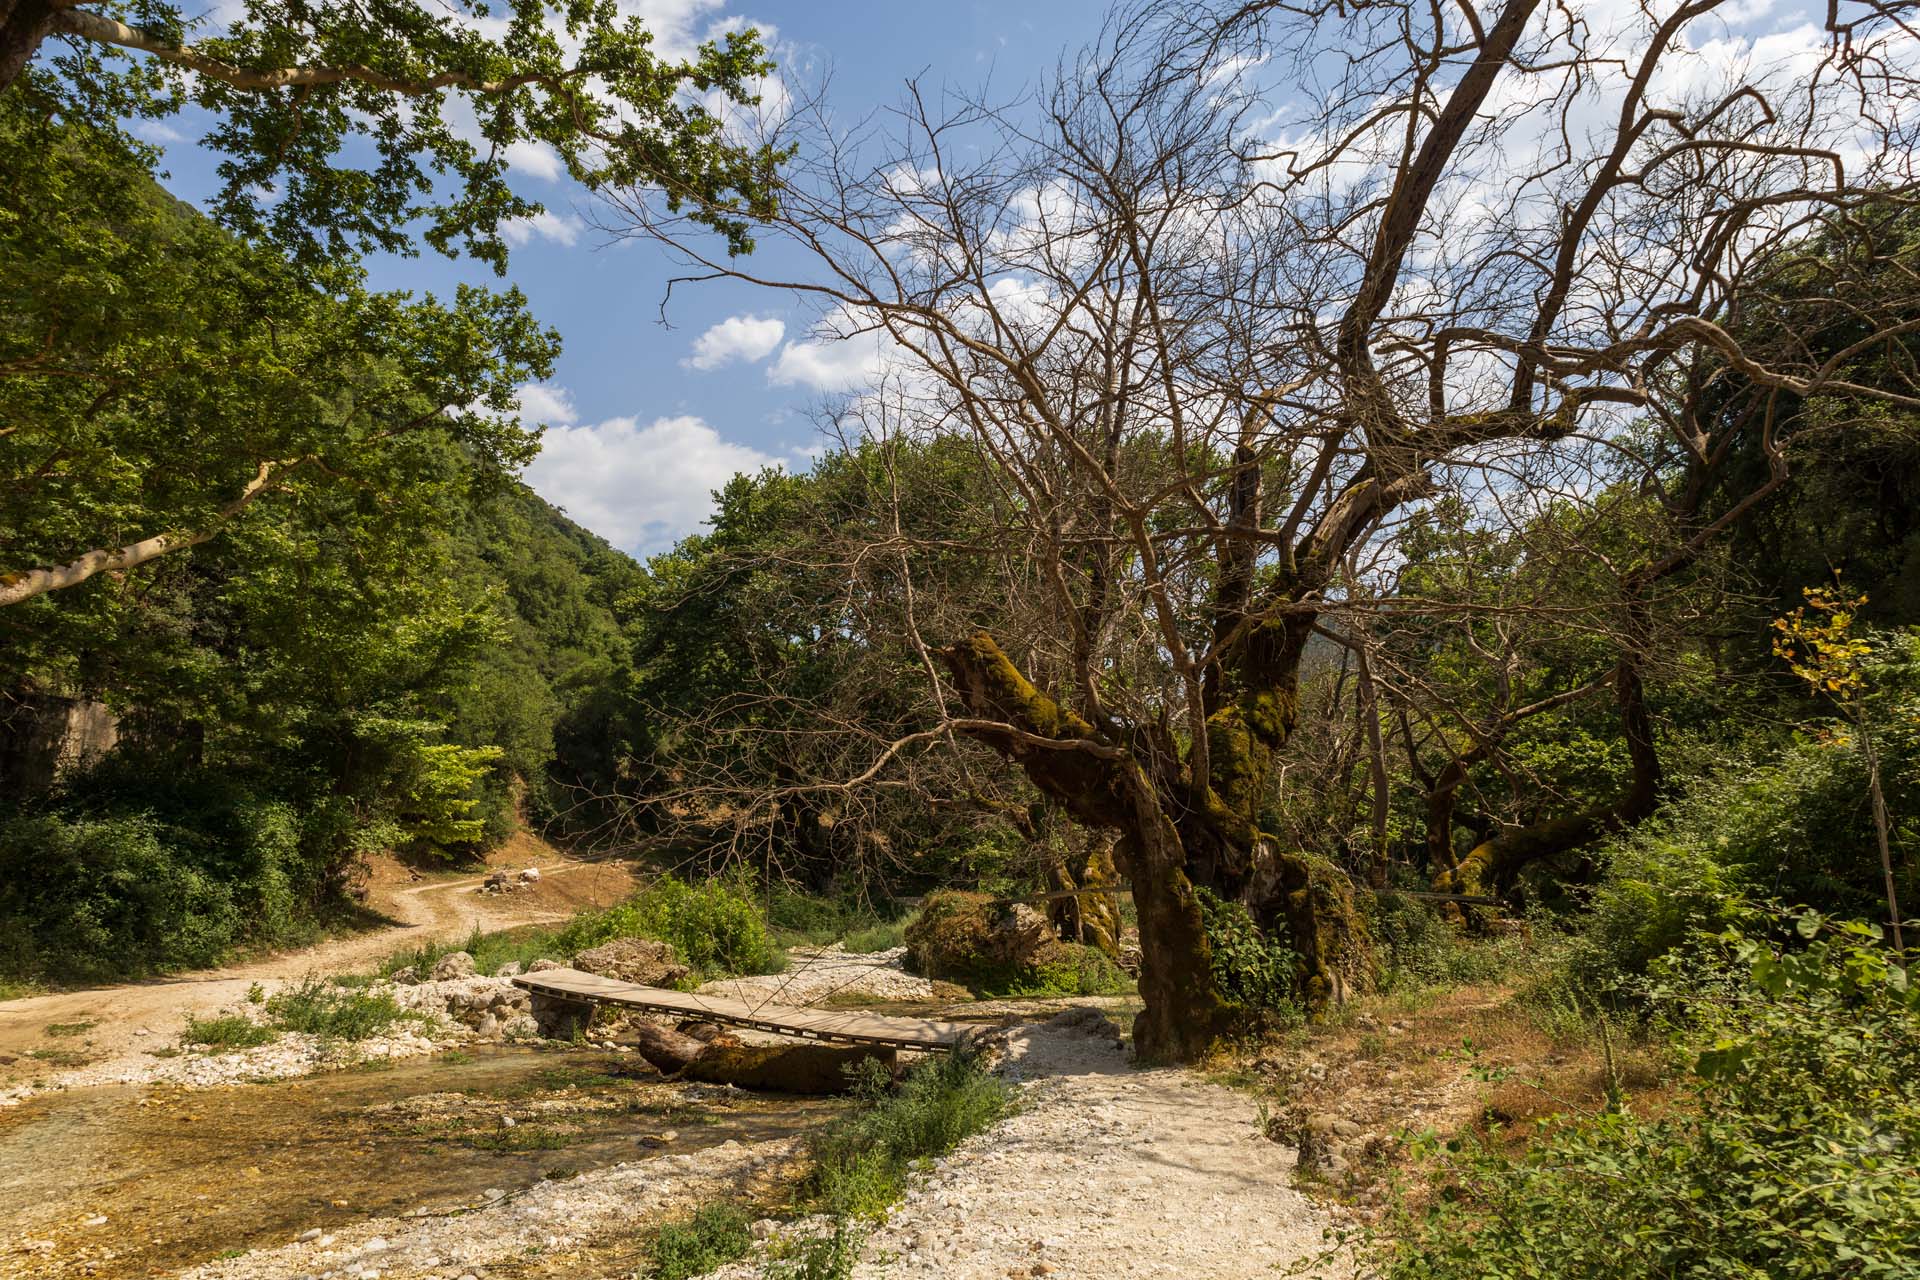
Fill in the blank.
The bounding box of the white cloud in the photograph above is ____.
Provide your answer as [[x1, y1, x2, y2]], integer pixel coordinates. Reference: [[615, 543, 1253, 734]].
[[131, 119, 186, 144], [523, 413, 785, 555], [502, 138, 566, 181], [514, 383, 578, 428], [500, 210, 585, 247], [683, 314, 786, 371], [768, 324, 891, 393]]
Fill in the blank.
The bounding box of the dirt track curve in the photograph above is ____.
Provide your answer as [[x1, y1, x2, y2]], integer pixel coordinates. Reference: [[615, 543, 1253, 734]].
[[0, 837, 635, 1087]]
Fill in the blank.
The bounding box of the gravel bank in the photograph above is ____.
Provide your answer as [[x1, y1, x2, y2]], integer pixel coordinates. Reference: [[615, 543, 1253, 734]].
[[0, 974, 533, 1106], [173, 1133, 806, 1280]]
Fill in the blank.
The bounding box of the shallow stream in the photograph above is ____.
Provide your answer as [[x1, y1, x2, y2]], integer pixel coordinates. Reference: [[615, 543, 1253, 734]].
[[0, 1045, 842, 1278]]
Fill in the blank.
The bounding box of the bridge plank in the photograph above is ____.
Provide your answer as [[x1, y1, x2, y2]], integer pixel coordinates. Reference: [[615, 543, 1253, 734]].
[[511, 968, 971, 1051]]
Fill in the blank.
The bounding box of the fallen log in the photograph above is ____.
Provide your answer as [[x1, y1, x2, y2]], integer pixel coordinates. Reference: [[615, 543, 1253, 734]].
[[627, 1019, 895, 1095]]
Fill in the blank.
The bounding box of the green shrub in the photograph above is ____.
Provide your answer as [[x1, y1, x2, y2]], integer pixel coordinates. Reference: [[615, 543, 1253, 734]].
[[646, 1202, 754, 1280], [567, 875, 784, 978], [1566, 829, 1745, 994], [376, 876, 785, 983], [806, 1047, 1012, 1220], [0, 813, 242, 982], [1367, 893, 1532, 993], [183, 1013, 277, 1051], [1378, 912, 1920, 1279], [1197, 887, 1303, 1024], [266, 977, 420, 1041], [763, 1220, 865, 1280]]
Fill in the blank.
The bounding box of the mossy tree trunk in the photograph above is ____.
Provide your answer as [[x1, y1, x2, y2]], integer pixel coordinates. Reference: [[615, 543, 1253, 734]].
[[1048, 830, 1123, 960], [943, 625, 1368, 1060]]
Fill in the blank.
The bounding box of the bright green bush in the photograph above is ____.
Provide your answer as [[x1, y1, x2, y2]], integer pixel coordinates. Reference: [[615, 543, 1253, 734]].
[[1198, 886, 1303, 1023], [1380, 913, 1920, 1279], [572, 874, 784, 978], [266, 977, 421, 1041]]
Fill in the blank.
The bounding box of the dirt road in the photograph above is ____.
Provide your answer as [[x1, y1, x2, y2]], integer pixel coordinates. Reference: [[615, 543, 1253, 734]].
[[0, 835, 635, 1089]]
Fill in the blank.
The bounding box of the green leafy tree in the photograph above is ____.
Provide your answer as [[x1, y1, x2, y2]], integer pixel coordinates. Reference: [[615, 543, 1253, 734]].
[[0, 0, 783, 270], [0, 79, 554, 611]]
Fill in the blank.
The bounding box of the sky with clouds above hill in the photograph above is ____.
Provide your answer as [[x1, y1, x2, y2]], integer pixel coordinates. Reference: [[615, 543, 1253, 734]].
[[133, 0, 1843, 560]]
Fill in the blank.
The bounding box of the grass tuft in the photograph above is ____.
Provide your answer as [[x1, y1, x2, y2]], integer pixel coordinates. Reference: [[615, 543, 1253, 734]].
[[806, 1045, 1012, 1220], [266, 976, 420, 1041], [647, 1201, 755, 1280], [183, 1013, 276, 1052]]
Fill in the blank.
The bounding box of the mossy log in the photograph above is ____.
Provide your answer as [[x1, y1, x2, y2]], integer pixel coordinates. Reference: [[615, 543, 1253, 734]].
[[628, 1021, 894, 1095]]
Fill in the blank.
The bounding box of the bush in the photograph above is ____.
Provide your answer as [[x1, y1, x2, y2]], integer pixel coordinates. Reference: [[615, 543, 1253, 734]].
[[1198, 886, 1303, 1025], [266, 977, 420, 1040], [647, 1201, 754, 1280], [1566, 829, 1745, 994], [1378, 912, 1920, 1279], [572, 875, 784, 978], [0, 763, 347, 985], [0, 813, 242, 982], [806, 1047, 1012, 1220], [183, 1013, 277, 1051], [379, 875, 788, 983]]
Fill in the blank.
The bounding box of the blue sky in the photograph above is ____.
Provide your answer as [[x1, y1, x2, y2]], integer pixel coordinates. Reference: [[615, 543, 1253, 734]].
[[131, 0, 1835, 559], [135, 1, 1109, 558]]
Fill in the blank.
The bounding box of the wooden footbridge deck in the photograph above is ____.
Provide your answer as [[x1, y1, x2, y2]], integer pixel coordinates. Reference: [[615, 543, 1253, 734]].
[[512, 968, 972, 1052]]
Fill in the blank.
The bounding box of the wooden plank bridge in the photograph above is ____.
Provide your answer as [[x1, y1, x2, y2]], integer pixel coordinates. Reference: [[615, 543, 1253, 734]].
[[512, 968, 972, 1052]]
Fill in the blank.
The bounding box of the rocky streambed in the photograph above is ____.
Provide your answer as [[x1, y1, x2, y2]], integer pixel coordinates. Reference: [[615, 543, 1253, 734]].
[[0, 1044, 842, 1279]]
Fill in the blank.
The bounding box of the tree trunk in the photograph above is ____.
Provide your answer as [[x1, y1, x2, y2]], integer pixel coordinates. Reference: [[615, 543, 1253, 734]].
[[942, 631, 1231, 1061], [0, 0, 55, 93], [943, 627, 1370, 1059], [1047, 829, 1123, 960], [1438, 653, 1661, 899]]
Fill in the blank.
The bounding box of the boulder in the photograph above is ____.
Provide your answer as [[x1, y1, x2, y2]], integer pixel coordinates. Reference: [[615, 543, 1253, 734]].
[[430, 951, 476, 981], [518, 867, 542, 883], [904, 891, 1129, 996], [388, 965, 420, 986], [528, 958, 563, 973], [573, 938, 689, 988], [495, 961, 524, 978]]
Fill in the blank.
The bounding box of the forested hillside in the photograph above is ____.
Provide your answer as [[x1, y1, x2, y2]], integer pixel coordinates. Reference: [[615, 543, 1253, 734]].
[[0, 79, 654, 982]]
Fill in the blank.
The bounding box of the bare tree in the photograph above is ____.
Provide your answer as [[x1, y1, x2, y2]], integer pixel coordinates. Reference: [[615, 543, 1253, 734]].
[[610, 0, 1920, 1059]]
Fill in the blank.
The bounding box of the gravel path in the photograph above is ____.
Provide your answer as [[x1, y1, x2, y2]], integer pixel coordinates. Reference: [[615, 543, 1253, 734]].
[[713, 1013, 1352, 1280], [696, 945, 936, 1006], [0, 844, 634, 1098]]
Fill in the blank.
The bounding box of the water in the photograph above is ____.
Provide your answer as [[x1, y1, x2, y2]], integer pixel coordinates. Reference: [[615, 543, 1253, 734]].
[[0, 1045, 841, 1277]]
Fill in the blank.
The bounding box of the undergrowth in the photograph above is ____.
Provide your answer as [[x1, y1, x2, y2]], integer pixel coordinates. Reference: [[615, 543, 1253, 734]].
[[183, 1013, 277, 1051], [804, 1045, 1013, 1219], [1374, 911, 1920, 1279], [266, 977, 421, 1041], [648, 1202, 755, 1280]]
